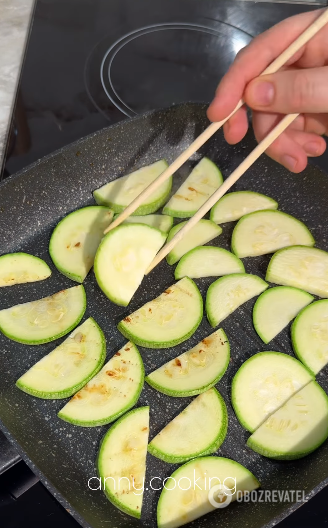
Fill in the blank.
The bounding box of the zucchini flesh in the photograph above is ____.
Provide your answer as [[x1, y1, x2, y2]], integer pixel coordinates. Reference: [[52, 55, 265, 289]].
[[231, 352, 314, 432], [163, 157, 223, 218], [94, 224, 166, 306], [210, 191, 278, 224], [148, 388, 228, 463], [0, 285, 86, 345], [175, 246, 244, 280], [49, 206, 113, 283], [266, 246, 328, 298], [166, 220, 222, 265], [93, 160, 171, 215], [16, 318, 105, 398], [117, 277, 203, 348], [231, 210, 314, 258], [247, 381, 328, 460], [58, 342, 144, 425], [0, 253, 51, 287], [145, 329, 229, 396], [118, 214, 173, 233], [206, 273, 268, 327], [157, 456, 260, 528], [253, 286, 313, 344], [292, 300, 328, 375], [97, 407, 149, 519]]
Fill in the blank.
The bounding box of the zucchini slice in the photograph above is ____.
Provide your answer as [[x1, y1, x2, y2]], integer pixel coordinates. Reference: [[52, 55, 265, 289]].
[[266, 246, 328, 298], [163, 158, 223, 218], [148, 388, 228, 463], [247, 381, 328, 460], [210, 191, 278, 224], [206, 273, 268, 327], [117, 277, 203, 348], [94, 224, 166, 306], [292, 300, 328, 375], [0, 285, 86, 345], [157, 456, 260, 528], [97, 406, 149, 519], [58, 341, 144, 425], [231, 351, 314, 432], [231, 210, 314, 258], [174, 246, 244, 280], [16, 318, 105, 398], [118, 214, 173, 234], [166, 220, 222, 265], [0, 253, 51, 287], [49, 206, 113, 283], [253, 286, 313, 344], [145, 329, 229, 396], [93, 160, 171, 215]]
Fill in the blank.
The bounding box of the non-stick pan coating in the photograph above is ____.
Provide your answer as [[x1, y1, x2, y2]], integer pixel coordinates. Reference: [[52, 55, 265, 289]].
[[0, 103, 328, 528]]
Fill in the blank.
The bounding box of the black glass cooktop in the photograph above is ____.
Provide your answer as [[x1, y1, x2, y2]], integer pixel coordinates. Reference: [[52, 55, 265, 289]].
[[85, 21, 252, 119], [4, 0, 327, 178]]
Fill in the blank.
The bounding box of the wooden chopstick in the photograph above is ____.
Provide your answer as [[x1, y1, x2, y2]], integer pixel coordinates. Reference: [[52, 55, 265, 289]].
[[146, 113, 299, 273], [104, 8, 328, 235]]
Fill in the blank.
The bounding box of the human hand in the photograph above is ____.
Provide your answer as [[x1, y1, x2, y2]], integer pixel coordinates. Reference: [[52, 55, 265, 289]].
[[207, 9, 328, 173]]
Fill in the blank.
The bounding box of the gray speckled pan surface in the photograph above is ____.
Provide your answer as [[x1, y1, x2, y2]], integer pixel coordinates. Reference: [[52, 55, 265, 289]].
[[0, 103, 328, 528]]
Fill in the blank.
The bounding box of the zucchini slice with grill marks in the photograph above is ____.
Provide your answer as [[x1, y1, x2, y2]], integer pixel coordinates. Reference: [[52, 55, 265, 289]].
[[49, 206, 113, 283], [16, 317, 105, 398], [247, 381, 328, 460], [163, 157, 223, 218], [145, 329, 229, 396], [210, 191, 278, 224], [0, 285, 86, 345], [118, 277, 203, 348], [93, 160, 171, 215], [58, 341, 144, 425], [157, 456, 260, 528], [97, 406, 149, 518], [0, 253, 51, 287]]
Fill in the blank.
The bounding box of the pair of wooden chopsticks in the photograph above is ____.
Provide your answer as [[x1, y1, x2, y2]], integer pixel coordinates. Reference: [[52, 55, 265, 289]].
[[105, 8, 328, 273]]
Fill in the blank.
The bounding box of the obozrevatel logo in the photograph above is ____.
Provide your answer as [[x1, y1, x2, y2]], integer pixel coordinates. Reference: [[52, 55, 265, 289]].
[[208, 484, 233, 509]]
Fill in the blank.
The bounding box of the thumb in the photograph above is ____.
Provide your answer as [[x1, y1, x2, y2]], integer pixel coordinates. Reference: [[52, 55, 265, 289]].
[[244, 67, 328, 114]]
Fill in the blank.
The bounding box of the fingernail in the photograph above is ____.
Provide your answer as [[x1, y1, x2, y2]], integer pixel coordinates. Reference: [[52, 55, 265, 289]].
[[304, 141, 321, 156], [252, 81, 274, 106], [282, 155, 298, 171]]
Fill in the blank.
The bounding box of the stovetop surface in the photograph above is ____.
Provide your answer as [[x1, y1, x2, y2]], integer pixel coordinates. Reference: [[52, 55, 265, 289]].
[[1, 0, 328, 527], [4, 0, 327, 178]]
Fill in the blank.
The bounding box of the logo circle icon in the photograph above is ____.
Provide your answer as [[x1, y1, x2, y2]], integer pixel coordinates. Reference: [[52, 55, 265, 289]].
[[208, 484, 233, 509]]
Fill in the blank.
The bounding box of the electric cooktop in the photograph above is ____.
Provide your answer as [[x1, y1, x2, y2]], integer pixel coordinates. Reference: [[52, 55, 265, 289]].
[[4, 0, 327, 178]]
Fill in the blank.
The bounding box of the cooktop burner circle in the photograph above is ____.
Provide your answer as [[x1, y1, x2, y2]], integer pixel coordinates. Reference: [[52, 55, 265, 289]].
[[85, 21, 252, 120]]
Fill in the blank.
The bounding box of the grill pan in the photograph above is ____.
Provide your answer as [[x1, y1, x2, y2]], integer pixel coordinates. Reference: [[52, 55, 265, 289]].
[[0, 102, 328, 528]]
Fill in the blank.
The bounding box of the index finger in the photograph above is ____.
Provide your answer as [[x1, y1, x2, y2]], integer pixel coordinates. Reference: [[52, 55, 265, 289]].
[[207, 9, 324, 122]]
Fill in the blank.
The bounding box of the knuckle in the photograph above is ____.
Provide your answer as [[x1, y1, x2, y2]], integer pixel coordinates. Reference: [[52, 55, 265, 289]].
[[289, 71, 313, 111]]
